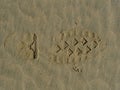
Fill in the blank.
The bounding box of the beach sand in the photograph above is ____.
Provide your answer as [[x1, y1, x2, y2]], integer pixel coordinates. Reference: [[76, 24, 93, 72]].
[[0, 0, 120, 90]]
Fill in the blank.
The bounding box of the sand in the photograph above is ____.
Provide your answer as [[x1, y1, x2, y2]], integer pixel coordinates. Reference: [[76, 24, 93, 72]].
[[0, 0, 120, 90]]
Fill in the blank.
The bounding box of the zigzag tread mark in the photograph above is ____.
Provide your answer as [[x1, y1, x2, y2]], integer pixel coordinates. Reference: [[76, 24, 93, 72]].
[[56, 45, 62, 53]]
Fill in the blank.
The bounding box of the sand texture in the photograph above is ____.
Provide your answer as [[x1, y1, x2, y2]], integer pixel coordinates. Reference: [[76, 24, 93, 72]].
[[0, 0, 120, 90]]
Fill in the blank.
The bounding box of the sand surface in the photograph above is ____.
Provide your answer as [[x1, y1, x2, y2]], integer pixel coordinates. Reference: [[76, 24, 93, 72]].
[[0, 0, 120, 90]]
